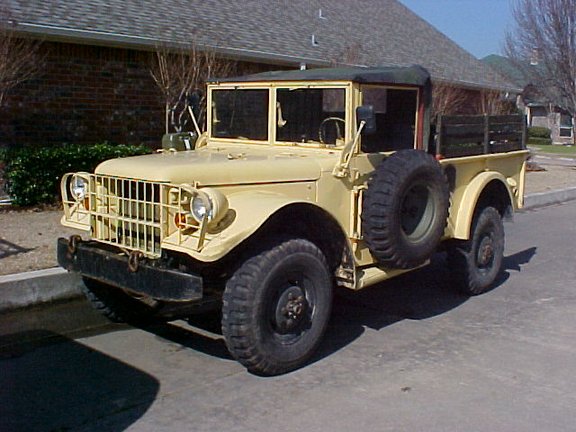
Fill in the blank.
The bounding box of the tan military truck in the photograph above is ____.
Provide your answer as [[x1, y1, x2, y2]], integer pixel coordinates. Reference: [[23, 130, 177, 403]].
[[58, 65, 528, 375]]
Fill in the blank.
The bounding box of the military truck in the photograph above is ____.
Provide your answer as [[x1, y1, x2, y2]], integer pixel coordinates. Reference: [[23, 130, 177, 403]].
[[58, 65, 528, 375]]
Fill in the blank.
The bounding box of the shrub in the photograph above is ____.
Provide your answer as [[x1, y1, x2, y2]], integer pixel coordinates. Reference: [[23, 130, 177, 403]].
[[528, 126, 552, 139], [0, 147, 8, 163], [3, 143, 152, 206], [527, 137, 553, 146]]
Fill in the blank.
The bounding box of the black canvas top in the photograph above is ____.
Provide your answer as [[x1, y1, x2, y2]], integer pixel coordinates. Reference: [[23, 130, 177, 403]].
[[212, 65, 431, 87]]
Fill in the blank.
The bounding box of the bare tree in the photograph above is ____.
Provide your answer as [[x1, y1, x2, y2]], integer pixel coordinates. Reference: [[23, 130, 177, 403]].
[[0, 13, 44, 107], [431, 82, 469, 120], [505, 0, 576, 144], [150, 41, 236, 134], [475, 90, 517, 115]]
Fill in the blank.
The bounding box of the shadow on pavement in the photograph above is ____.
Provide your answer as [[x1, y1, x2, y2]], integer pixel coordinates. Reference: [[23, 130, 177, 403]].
[[137, 247, 538, 371], [145, 315, 233, 361], [0, 330, 159, 432], [0, 247, 536, 390], [315, 247, 537, 364], [502, 246, 537, 273], [0, 238, 34, 259]]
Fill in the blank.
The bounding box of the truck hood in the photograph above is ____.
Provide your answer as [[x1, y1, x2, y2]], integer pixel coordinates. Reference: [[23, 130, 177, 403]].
[[95, 144, 339, 185]]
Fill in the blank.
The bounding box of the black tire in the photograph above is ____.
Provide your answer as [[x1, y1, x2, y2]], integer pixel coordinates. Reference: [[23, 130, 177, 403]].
[[222, 239, 333, 376], [447, 206, 505, 295], [81, 277, 160, 324], [362, 149, 450, 269]]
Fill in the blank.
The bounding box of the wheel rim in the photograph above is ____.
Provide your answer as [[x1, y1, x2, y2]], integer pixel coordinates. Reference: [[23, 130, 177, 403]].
[[476, 233, 495, 273], [274, 285, 308, 333], [401, 183, 435, 242], [265, 269, 315, 344]]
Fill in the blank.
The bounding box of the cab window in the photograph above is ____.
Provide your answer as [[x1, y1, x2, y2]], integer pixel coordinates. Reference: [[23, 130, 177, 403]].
[[361, 87, 418, 152]]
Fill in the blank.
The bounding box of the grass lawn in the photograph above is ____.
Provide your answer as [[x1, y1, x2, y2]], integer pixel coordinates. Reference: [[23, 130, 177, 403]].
[[529, 143, 576, 158]]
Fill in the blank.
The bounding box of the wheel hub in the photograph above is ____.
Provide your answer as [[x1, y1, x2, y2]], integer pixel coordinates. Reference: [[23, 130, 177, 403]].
[[401, 184, 433, 240], [477, 236, 494, 268], [275, 286, 308, 332]]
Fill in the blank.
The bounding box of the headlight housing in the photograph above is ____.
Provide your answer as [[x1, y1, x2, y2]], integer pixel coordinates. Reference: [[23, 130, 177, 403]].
[[186, 187, 229, 226]]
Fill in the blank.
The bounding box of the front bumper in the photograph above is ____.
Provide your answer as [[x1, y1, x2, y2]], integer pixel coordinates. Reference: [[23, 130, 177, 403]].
[[57, 237, 203, 302]]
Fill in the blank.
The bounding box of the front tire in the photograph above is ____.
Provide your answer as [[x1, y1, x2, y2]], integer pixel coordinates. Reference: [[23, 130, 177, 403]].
[[81, 277, 160, 324], [447, 206, 505, 295], [222, 239, 333, 376]]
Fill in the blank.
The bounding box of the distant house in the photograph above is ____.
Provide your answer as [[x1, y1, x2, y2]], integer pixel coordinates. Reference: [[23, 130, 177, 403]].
[[524, 101, 573, 144], [3, 0, 517, 147], [483, 54, 573, 145]]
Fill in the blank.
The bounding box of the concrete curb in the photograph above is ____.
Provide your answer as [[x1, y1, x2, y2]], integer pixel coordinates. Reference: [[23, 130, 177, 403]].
[[0, 268, 83, 312], [523, 187, 576, 210], [1, 187, 576, 312]]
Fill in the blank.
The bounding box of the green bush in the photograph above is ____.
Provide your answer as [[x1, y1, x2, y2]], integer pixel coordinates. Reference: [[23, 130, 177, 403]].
[[528, 126, 552, 139], [528, 137, 553, 146], [0, 147, 8, 164], [3, 143, 152, 206]]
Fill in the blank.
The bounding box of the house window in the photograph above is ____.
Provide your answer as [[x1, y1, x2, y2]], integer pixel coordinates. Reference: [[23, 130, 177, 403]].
[[559, 128, 572, 137], [560, 114, 573, 138]]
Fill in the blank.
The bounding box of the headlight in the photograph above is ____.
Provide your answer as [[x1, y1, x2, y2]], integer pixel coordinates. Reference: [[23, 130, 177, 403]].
[[191, 193, 211, 221], [70, 174, 89, 200], [187, 187, 229, 225]]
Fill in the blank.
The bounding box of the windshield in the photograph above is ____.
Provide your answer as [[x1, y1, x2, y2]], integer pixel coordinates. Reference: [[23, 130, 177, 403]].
[[276, 88, 346, 146], [210, 86, 347, 146], [211, 89, 269, 140]]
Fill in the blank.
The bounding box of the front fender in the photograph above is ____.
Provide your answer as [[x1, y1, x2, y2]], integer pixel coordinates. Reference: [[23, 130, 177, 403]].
[[451, 171, 514, 240], [163, 191, 311, 262]]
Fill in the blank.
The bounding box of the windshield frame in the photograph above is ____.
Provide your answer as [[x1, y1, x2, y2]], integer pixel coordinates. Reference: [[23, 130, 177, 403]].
[[207, 81, 353, 148]]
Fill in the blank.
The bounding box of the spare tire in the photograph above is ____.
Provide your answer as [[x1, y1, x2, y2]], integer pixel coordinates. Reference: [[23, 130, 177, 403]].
[[362, 149, 450, 269]]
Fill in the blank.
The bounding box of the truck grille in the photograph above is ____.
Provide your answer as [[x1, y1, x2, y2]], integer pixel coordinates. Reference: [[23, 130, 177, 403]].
[[90, 175, 167, 257]]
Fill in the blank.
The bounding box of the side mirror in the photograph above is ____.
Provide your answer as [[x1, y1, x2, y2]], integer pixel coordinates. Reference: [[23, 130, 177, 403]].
[[356, 105, 377, 135]]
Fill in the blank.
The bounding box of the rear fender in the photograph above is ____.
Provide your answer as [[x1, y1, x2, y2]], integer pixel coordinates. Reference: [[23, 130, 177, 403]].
[[451, 171, 514, 240]]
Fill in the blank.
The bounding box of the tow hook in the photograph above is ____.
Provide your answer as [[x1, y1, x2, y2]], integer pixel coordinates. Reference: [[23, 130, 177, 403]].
[[66, 235, 83, 258], [128, 251, 144, 273]]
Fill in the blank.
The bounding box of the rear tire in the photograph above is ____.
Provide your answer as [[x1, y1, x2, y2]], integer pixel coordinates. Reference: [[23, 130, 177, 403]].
[[222, 239, 332, 376], [447, 207, 505, 295]]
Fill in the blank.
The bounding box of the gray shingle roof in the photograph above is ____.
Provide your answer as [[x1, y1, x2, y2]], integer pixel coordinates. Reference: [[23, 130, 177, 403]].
[[6, 0, 518, 92]]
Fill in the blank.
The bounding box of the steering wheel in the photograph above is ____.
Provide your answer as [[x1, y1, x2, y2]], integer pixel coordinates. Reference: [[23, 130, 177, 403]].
[[319, 117, 346, 144]]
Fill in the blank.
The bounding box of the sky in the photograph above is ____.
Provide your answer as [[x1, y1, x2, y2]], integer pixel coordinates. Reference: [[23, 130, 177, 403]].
[[397, 0, 515, 59]]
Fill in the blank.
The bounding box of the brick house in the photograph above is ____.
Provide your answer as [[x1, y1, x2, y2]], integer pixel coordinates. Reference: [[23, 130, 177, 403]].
[[483, 54, 574, 145], [2, 0, 517, 148]]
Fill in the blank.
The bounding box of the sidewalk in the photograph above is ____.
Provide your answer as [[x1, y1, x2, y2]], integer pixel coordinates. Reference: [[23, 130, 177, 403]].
[[523, 156, 576, 208], [525, 158, 576, 194], [1, 158, 575, 311]]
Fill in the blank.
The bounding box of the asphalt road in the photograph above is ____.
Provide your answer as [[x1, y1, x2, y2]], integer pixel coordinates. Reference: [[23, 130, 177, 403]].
[[2, 201, 576, 432]]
